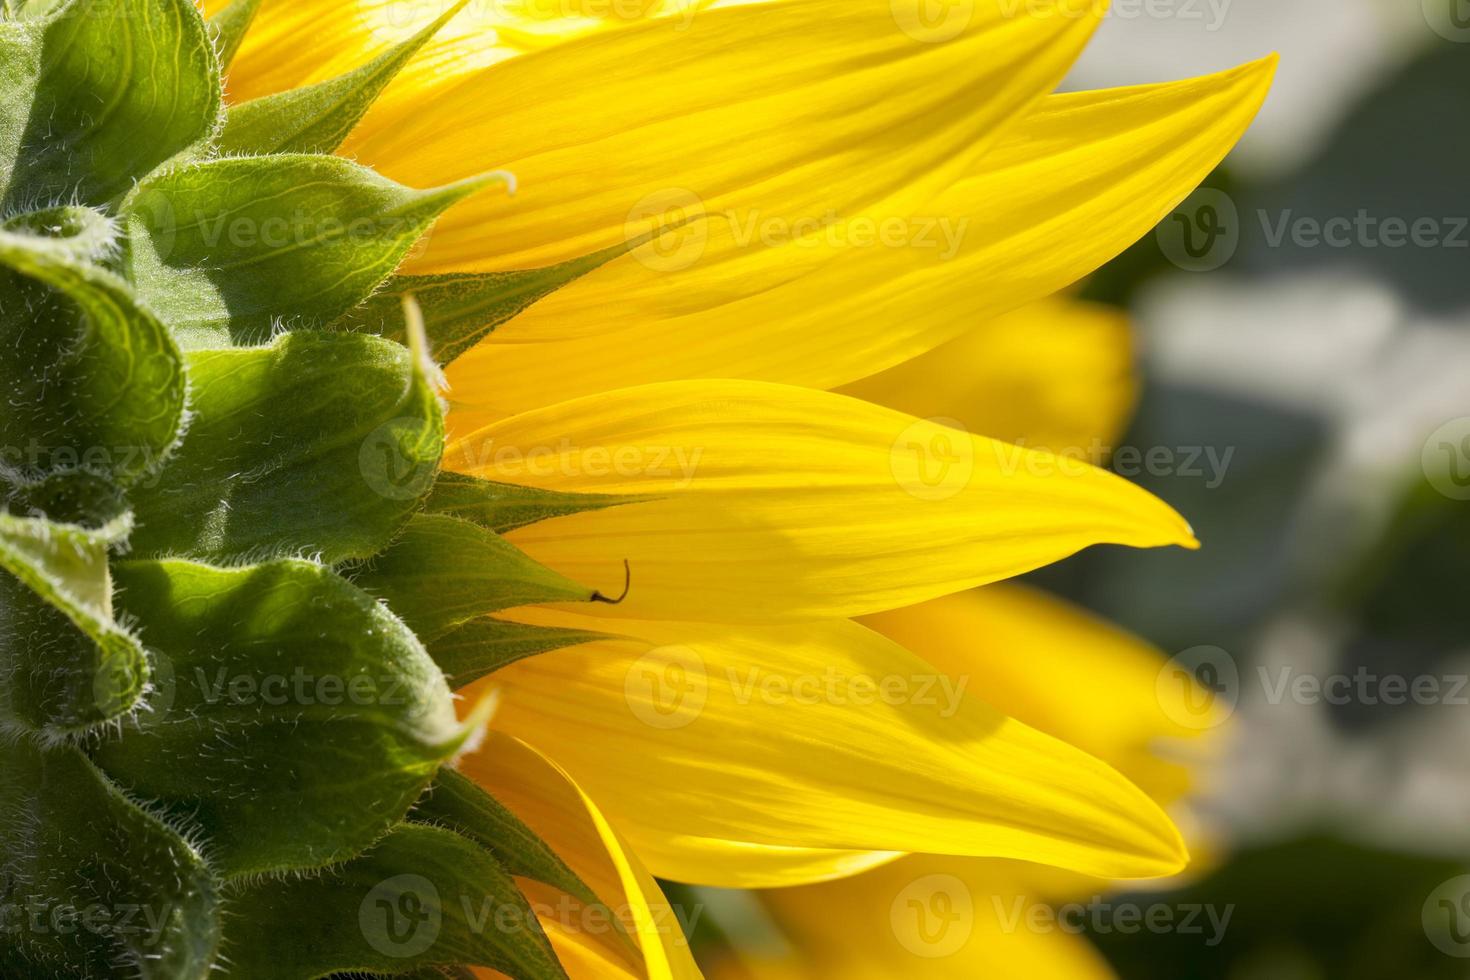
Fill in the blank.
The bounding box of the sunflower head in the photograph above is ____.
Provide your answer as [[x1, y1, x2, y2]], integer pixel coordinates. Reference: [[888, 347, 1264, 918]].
[[0, 0, 1275, 977]]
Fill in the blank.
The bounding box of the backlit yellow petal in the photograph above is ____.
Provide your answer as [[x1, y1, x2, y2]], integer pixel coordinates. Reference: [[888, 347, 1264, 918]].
[[447, 380, 1196, 622], [457, 732, 704, 980], [474, 609, 1189, 886], [443, 57, 1273, 421], [837, 297, 1137, 452], [348, 0, 1103, 273], [711, 855, 1116, 979], [861, 584, 1214, 807], [206, 0, 706, 100]]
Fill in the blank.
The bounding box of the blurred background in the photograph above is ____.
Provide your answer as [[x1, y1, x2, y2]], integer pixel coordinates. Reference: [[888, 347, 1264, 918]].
[[1060, 2, 1470, 975], [678, 1, 1470, 976]]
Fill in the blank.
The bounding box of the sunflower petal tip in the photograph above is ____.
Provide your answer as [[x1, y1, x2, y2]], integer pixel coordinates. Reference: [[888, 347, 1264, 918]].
[[451, 169, 518, 200], [1237, 52, 1281, 94], [1173, 516, 1202, 550], [1130, 797, 1193, 879], [453, 686, 502, 760]]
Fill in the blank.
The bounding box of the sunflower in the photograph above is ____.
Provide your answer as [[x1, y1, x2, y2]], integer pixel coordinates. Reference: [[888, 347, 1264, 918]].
[[0, 0, 1269, 976]]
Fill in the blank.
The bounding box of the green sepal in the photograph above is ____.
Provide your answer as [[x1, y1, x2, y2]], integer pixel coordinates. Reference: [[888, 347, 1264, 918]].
[[0, 511, 147, 732], [332, 239, 640, 365], [416, 768, 597, 908], [431, 616, 609, 690], [0, 17, 42, 189], [351, 514, 598, 642], [219, 0, 468, 156], [2, 204, 116, 264], [128, 331, 443, 564], [122, 155, 507, 347], [425, 471, 646, 535], [328, 969, 478, 980], [220, 824, 568, 980], [3, 469, 129, 529], [207, 0, 264, 72], [1, 0, 221, 208], [0, 216, 186, 493], [92, 558, 466, 878], [1, 0, 69, 20], [0, 740, 221, 979]]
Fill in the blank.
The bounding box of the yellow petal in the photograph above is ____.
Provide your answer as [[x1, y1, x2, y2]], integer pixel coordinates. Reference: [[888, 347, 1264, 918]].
[[448, 380, 1196, 622], [204, 0, 439, 101], [458, 731, 704, 980], [207, 0, 699, 101], [349, 0, 1103, 273], [861, 584, 1215, 807], [475, 608, 1189, 887], [837, 297, 1138, 452], [443, 57, 1273, 421], [710, 856, 1116, 979]]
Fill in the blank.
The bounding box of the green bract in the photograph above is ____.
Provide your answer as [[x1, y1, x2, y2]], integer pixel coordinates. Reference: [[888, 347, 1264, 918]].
[[0, 1, 627, 976]]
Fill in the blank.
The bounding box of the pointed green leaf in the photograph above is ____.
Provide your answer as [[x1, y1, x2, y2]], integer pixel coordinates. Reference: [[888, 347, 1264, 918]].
[[0, 218, 186, 495], [128, 331, 443, 564], [431, 616, 608, 690], [0, 740, 220, 979], [1, 0, 221, 208], [219, 0, 467, 155], [208, 0, 263, 71], [332, 239, 641, 365], [0, 511, 146, 732], [123, 155, 505, 347], [425, 472, 647, 536], [93, 558, 465, 878], [222, 824, 568, 980], [351, 514, 597, 642], [417, 768, 597, 908]]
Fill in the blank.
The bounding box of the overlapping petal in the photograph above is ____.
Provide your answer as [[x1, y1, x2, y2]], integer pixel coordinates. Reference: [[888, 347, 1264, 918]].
[[708, 855, 1117, 979], [473, 608, 1188, 887], [206, 0, 707, 100], [838, 297, 1137, 452], [442, 57, 1274, 421], [345, 0, 1103, 275], [861, 584, 1216, 805], [448, 380, 1196, 622], [458, 732, 704, 980]]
